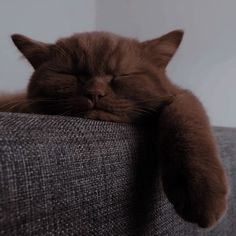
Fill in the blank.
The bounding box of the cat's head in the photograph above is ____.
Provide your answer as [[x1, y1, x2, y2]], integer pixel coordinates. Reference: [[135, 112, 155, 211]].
[[11, 31, 183, 122]]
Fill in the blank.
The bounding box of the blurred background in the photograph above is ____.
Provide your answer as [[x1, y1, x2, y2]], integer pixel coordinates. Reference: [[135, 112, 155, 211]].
[[0, 0, 236, 127]]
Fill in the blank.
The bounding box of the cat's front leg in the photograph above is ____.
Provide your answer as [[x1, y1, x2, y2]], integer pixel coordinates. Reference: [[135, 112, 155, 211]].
[[157, 90, 229, 228]]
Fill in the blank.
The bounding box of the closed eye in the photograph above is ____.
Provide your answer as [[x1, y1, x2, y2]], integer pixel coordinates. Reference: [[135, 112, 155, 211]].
[[118, 74, 130, 77], [117, 71, 144, 78], [56, 87, 72, 94]]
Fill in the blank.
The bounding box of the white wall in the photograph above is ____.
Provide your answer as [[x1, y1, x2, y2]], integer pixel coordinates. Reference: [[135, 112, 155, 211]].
[[96, 0, 236, 127], [0, 0, 96, 91]]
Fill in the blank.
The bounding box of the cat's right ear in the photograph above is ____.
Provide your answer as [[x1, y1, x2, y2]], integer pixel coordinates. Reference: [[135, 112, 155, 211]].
[[11, 34, 51, 69], [141, 30, 184, 69]]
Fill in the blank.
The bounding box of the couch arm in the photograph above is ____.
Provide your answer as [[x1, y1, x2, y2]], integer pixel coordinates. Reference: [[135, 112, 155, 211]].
[[0, 112, 235, 235]]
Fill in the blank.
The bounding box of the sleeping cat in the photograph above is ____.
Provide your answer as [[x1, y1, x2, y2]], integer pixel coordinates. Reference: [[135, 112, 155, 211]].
[[0, 30, 228, 228]]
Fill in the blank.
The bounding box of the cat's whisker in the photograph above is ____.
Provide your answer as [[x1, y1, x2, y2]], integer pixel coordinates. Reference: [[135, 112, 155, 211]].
[[0, 100, 29, 112], [132, 106, 159, 118]]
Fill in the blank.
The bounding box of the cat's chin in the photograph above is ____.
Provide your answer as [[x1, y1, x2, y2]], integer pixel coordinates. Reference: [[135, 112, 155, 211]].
[[82, 109, 132, 123]]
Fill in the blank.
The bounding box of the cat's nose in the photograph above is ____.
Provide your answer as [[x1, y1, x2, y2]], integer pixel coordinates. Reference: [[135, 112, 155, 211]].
[[84, 89, 106, 102], [84, 77, 107, 102]]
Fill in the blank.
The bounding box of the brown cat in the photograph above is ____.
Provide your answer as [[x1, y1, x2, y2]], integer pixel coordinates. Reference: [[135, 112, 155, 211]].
[[0, 30, 228, 228]]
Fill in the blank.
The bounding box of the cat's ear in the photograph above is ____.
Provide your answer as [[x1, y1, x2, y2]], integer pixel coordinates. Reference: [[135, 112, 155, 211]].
[[141, 30, 184, 69], [11, 34, 51, 69]]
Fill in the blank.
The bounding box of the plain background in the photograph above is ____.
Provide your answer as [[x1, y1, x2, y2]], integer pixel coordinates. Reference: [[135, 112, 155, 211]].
[[0, 0, 96, 91], [0, 0, 236, 127]]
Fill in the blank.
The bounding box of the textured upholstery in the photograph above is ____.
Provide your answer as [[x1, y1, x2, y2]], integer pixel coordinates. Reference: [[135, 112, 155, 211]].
[[0, 112, 235, 235]]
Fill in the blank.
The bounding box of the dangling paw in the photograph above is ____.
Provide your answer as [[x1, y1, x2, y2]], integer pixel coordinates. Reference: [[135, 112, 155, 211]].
[[162, 162, 228, 228]]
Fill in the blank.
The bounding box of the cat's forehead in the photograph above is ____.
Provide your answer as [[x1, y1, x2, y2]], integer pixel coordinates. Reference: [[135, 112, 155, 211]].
[[66, 32, 139, 51], [55, 32, 142, 74]]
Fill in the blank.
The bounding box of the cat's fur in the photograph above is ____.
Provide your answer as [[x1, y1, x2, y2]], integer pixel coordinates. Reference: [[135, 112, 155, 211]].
[[0, 30, 228, 228]]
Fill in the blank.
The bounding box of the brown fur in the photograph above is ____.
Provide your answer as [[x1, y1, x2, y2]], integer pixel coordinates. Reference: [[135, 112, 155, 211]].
[[0, 30, 229, 227], [0, 92, 29, 112], [157, 90, 228, 227]]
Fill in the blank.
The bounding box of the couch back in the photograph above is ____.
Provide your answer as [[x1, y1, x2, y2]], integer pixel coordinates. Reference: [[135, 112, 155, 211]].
[[0, 112, 235, 235]]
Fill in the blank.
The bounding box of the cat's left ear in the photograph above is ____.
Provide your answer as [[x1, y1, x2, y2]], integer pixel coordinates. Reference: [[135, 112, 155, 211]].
[[11, 34, 51, 69], [141, 30, 184, 69]]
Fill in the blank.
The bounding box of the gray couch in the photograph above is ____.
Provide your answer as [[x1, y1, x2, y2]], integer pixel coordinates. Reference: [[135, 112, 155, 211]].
[[0, 112, 235, 236]]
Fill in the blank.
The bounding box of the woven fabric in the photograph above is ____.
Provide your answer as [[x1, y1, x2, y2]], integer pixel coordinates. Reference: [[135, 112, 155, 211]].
[[0, 112, 235, 236]]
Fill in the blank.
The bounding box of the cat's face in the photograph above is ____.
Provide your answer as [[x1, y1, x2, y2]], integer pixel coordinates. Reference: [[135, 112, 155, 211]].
[[12, 31, 183, 122]]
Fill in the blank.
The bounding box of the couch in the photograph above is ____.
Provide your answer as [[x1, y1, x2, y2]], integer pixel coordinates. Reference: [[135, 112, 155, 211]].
[[0, 112, 235, 235]]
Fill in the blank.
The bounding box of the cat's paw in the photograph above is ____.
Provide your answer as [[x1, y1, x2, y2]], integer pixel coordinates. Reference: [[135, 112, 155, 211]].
[[162, 163, 229, 228]]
